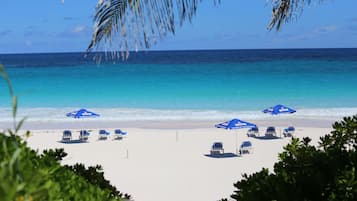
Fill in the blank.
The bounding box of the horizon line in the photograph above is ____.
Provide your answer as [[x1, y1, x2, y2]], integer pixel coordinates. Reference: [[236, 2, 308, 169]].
[[1, 47, 357, 55]]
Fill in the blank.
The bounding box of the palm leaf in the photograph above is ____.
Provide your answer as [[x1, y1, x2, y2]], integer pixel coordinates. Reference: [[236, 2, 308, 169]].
[[87, 0, 325, 56], [268, 0, 324, 31], [87, 0, 202, 57], [0, 64, 19, 132], [0, 64, 14, 97]]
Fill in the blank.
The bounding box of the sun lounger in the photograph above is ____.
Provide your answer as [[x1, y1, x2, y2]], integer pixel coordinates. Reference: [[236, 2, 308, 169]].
[[98, 129, 110, 140], [62, 130, 72, 142], [114, 129, 127, 140], [265, 126, 277, 137], [79, 130, 90, 141], [283, 126, 295, 137], [247, 126, 259, 137], [239, 141, 252, 155], [210, 142, 224, 155]]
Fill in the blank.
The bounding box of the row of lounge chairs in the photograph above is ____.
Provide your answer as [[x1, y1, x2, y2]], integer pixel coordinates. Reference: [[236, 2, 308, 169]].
[[210, 141, 253, 156], [210, 126, 296, 157], [99, 129, 128, 140], [62, 129, 127, 142], [247, 126, 295, 138]]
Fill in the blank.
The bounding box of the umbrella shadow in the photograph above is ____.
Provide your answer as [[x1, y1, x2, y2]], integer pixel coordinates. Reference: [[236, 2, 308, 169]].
[[204, 152, 239, 158], [250, 135, 282, 140], [58, 140, 88, 144]]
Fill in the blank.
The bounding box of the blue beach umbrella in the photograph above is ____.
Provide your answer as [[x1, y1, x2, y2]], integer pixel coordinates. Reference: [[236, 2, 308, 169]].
[[215, 118, 257, 130], [263, 104, 296, 137], [66, 109, 100, 138], [66, 108, 100, 119], [215, 118, 256, 154], [263, 104, 296, 115]]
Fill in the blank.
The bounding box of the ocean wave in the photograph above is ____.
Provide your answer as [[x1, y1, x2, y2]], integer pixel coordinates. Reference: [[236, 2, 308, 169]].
[[1, 107, 357, 123]]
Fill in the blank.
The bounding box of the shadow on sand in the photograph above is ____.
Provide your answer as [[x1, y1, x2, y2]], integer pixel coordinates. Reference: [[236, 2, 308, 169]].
[[58, 140, 88, 144], [250, 135, 282, 140], [204, 153, 239, 158]]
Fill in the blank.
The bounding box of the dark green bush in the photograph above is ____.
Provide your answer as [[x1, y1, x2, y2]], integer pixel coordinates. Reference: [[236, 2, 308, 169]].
[[0, 133, 129, 201], [227, 115, 357, 201]]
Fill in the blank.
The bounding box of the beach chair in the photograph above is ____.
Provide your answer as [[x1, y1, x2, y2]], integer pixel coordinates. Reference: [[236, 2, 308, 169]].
[[79, 130, 90, 141], [283, 126, 295, 137], [99, 129, 110, 140], [114, 129, 127, 140], [247, 126, 259, 137], [239, 141, 252, 155], [210, 142, 224, 155], [62, 130, 72, 142], [265, 126, 277, 137]]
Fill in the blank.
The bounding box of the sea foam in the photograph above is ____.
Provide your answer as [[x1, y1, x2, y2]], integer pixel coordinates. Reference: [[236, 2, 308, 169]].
[[1, 107, 357, 123]]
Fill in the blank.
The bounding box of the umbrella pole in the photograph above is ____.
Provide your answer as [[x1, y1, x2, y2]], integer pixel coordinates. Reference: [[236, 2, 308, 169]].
[[235, 130, 238, 155]]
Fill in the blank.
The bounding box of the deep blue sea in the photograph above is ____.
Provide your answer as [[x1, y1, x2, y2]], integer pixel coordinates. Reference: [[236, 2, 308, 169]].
[[1, 49, 357, 122]]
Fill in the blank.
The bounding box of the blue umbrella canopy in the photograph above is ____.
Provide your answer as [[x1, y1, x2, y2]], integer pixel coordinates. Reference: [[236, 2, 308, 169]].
[[263, 104, 296, 115], [66, 108, 100, 119], [215, 118, 256, 130], [215, 118, 256, 155]]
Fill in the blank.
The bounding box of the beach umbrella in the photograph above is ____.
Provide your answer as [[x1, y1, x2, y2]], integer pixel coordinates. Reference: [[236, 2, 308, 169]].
[[263, 104, 296, 115], [215, 118, 256, 154], [66, 108, 100, 139], [263, 104, 296, 137], [66, 108, 100, 119]]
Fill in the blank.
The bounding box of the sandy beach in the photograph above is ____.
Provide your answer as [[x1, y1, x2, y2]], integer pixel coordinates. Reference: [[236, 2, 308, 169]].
[[22, 118, 333, 201]]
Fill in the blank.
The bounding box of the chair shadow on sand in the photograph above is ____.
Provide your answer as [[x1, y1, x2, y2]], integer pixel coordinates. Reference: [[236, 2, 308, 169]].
[[250, 135, 282, 140], [204, 153, 239, 158], [58, 140, 89, 144]]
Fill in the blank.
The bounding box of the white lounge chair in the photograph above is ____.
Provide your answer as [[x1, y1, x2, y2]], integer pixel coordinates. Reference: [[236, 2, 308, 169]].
[[265, 126, 277, 137], [98, 129, 110, 140], [210, 142, 224, 155], [62, 130, 72, 142], [239, 141, 252, 155], [79, 130, 90, 141], [247, 127, 259, 137], [114, 129, 127, 140], [283, 126, 295, 137]]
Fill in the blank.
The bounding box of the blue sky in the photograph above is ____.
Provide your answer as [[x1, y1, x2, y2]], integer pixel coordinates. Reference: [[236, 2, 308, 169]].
[[0, 0, 356, 53]]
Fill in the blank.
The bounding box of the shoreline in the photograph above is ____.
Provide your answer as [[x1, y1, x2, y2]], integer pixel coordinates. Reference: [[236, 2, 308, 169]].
[[1, 117, 340, 130]]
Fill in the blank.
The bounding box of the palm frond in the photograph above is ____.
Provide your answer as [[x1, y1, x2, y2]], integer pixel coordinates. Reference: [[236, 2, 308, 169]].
[[87, 0, 324, 56], [268, 0, 324, 31], [87, 0, 204, 58]]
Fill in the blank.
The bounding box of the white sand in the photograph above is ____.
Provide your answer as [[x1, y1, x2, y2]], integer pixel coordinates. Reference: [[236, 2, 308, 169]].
[[23, 123, 331, 201]]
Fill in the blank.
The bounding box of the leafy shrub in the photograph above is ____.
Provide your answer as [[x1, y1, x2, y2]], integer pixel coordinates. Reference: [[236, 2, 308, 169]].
[[0, 132, 130, 201], [227, 115, 357, 201]]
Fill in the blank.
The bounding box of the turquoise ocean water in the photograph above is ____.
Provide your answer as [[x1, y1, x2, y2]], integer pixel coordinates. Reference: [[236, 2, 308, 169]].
[[1, 49, 357, 122]]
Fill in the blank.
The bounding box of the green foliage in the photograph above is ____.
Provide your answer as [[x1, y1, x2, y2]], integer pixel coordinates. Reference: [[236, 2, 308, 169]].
[[41, 148, 68, 162], [0, 133, 125, 201], [40, 148, 132, 200], [65, 164, 132, 200], [0, 64, 19, 131], [228, 115, 357, 201]]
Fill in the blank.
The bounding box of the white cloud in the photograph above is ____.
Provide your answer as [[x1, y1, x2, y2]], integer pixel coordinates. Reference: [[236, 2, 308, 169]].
[[313, 25, 337, 34], [71, 25, 87, 34]]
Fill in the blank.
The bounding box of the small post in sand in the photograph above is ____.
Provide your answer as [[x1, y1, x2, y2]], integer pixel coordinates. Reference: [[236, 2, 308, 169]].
[[235, 130, 238, 155], [126, 149, 129, 159], [176, 131, 179, 142]]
